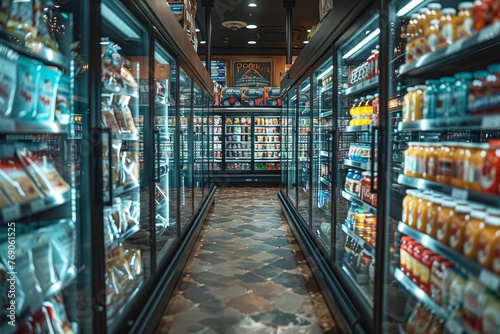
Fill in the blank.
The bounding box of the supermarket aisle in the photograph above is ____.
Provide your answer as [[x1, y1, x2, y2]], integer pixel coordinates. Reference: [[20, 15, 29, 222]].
[[155, 187, 337, 334]]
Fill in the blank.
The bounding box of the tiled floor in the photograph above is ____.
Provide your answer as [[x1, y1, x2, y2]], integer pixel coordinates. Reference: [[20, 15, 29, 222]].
[[155, 187, 337, 334]]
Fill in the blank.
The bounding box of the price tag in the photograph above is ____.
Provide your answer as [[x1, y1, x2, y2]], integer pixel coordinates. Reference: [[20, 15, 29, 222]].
[[451, 188, 468, 201], [445, 318, 463, 334], [479, 269, 500, 291], [481, 115, 500, 129], [30, 199, 45, 212], [2, 206, 21, 222], [445, 40, 464, 56]]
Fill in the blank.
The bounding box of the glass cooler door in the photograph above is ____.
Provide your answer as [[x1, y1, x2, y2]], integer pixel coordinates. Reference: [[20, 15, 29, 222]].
[[381, 0, 500, 332], [99, 1, 152, 329], [287, 89, 298, 206], [253, 113, 281, 172], [298, 78, 311, 223], [153, 42, 178, 266], [224, 114, 252, 173], [334, 14, 380, 323], [281, 95, 289, 193], [213, 114, 223, 172], [193, 84, 203, 208], [312, 58, 334, 254], [179, 68, 192, 232]]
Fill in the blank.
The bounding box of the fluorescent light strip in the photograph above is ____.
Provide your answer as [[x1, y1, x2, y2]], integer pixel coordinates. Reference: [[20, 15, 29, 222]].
[[396, 0, 424, 16], [342, 28, 380, 59], [101, 3, 140, 39], [317, 65, 333, 80], [301, 83, 310, 92]]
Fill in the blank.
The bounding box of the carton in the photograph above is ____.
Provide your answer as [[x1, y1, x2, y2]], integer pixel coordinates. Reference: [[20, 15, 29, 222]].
[[221, 87, 242, 106], [265, 87, 281, 107], [241, 87, 265, 106]]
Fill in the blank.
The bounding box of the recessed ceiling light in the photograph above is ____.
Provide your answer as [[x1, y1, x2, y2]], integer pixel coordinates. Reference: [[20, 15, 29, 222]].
[[246, 24, 257, 29], [195, 28, 200, 32], [303, 41, 309, 44], [200, 40, 206, 44], [249, 3, 257, 7], [248, 41, 256, 44], [307, 29, 311, 32]]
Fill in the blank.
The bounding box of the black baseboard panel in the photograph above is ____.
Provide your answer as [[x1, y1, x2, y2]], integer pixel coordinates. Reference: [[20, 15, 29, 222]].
[[277, 191, 366, 334], [129, 184, 217, 334]]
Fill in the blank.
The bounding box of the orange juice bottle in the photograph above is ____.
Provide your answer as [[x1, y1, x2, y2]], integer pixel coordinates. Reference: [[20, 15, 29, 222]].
[[448, 204, 472, 251], [427, 19, 441, 53], [413, 85, 427, 121], [463, 210, 487, 260], [408, 191, 422, 229], [456, 2, 474, 40], [403, 189, 418, 224], [350, 99, 359, 116], [438, 8, 457, 48], [436, 200, 457, 246], [426, 195, 444, 239], [417, 193, 432, 232], [406, 14, 419, 63], [403, 87, 416, 122], [477, 216, 500, 269]]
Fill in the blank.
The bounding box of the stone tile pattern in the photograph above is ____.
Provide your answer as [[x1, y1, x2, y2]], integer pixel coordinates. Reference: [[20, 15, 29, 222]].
[[156, 187, 337, 334]]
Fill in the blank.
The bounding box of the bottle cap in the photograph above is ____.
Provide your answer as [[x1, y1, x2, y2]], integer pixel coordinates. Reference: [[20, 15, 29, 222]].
[[442, 8, 457, 15]]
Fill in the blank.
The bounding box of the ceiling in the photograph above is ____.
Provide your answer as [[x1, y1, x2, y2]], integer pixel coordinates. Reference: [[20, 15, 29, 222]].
[[195, 0, 320, 56]]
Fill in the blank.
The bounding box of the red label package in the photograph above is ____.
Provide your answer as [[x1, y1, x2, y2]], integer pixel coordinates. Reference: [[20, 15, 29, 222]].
[[265, 87, 281, 107]]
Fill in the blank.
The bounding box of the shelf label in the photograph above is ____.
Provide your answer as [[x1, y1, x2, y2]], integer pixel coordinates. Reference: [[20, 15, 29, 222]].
[[445, 40, 464, 56], [479, 269, 500, 291], [451, 188, 468, 201], [481, 115, 500, 129], [445, 318, 463, 334], [30, 199, 45, 212], [3, 205, 21, 222]]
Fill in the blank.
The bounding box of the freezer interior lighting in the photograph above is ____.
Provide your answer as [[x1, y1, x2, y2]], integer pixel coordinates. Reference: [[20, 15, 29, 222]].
[[249, 3, 257, 7], [195, 28, 200, 32], [342, 28, 380, 59], [397, 0, 424, 16], [200, 40, 206, 44], [154, 51, 170, 65], [248, 41, 257, 44], [246, 24, 257, 29], [317, 65, 333, 80], [301, 83, 310, 92], [101, 3, 140, 39], [303, 40, 309, 44]]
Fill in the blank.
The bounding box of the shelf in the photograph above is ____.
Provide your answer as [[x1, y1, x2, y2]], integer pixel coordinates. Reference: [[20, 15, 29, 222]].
[[344, 125, 371, 132], [0, 191, 71, 224], [397, 174, 500, 207], [344, 159, 371, 170], [398, 222, 500, 293], [0, 119, 69, 135], [255, 141, 280, 144], [340, 261, 373, 306], [398, 114, 500, 131], [114, 180, 140, 197], [254, 125, 281, 127], [102, 88, 139, 99], [341, 190, 376, 214], [319, 150, 330, 157], [320, 110, 333, 119], [225, 132, 252, 135], [320, 177, 332, 188], [399, 22, 500, 77], [340, 223, 375, 257], [0, 31, 69, 70], [106, 225, 141, 254], [254, 149, 280, 152], [254, 159, 280, 162], [226, 158, 252, 162], [344, 77, 379, 96], [112, 133, 140, 141], [321, 82, 333, 93]]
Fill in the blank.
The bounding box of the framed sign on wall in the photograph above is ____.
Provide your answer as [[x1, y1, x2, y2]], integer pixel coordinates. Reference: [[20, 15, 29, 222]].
[[231, 58, 273, 87]]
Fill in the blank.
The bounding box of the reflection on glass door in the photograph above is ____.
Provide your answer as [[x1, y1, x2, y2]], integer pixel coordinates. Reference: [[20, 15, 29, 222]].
[[312, 59, 334, 254], [298, 78, 311, 224], [193, 84, 203, 208], [281, 96, 289, 193], [179, 68, 192, 232], [287, 89, 298, 205], [154, 42, 178, 266], [100, 1, 151, 329]]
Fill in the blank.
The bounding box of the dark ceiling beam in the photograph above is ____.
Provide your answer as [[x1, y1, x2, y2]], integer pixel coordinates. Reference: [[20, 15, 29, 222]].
[[201, 0, 214, 74], [283, 0, 296, 66]]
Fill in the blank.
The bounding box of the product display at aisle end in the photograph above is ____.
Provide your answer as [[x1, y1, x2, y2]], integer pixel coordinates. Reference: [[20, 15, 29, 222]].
[[0, 1, 80, 332], [381, 0, 500, 333]]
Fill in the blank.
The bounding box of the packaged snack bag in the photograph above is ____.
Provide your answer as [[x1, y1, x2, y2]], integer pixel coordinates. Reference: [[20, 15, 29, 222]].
[[14, 56, 41, 121], [0, 45, 18, 118], [0, 154, 43, 205], [50, 220, 76, 282], [32, 228, 57, 293], [36, 64, 61, 122]]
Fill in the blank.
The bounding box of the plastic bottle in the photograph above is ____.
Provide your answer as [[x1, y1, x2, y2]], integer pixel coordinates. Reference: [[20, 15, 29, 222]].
[[427, 19, 441, 53], [350, 98, 359, 116], [438, 8, 457, 48], [406, 14, 420, 63], [403, 87, 416, 122], [423, 79, 441, 119], [413, 85, 427, 121], [453, 72, 473, 116], [437, 77, 456, 118], [457, 2, 474, 40], [371, 93, 380, 126], [468, 70, 489, 114]]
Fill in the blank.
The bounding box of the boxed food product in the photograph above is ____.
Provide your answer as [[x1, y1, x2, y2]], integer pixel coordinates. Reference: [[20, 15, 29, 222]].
[[221, 87, 242, 106], [241, 87, 265, 106], [0, 45, 18, 118], [14, 56, 41, 121], [264, 87, 281, 107], [36, 64, 61, 122]]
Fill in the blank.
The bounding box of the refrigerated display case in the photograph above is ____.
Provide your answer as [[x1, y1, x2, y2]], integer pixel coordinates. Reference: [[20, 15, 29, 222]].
[[379, 0, 500, 333], [214, 107, 281, 185]]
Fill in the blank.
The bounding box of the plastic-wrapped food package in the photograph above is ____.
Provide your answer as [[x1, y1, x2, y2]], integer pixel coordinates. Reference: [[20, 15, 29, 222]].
[[120, 151, 138, 186], [55, 74, 71, 125], [14, 56, 41, 121], [45, 294, 74, 333], [104, 207, 119, 247], [101, 102, 121, 133], [6, 0, 36, 41], [31, 228, 57, 294], [0, 154, 43, 205], [125, 248, 142, 278], [36, 65, 61, 122], [50, 220, 76, 282], [121, 200, 139, 231], [17, 144, 70, 196], [0, 46, 18, 118]]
